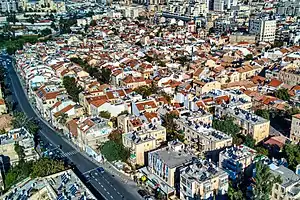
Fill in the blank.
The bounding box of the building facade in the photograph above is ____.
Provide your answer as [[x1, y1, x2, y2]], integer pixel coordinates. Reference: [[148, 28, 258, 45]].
[[249, 19, 277, 43]]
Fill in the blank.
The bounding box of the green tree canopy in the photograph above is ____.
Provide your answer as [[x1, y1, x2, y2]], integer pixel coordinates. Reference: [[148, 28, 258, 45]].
[[162, 112, 178, 137], [99, 111, 111, 119], [275, 88, 290, 101], [283, 143, 300, 171], [213, 117, 240, 137], [31, 158, 66, 178], [134, 85, 152, 99], [12, 112, 39, 134], [100, 141, 130, 162], [255, 109, 270, 120], [252, 162, 282, 200], [245, 54, 253, 61], [228, 183, 244, 200], [108, 129, 122, 144], [14, 143, 25, 161], [62, 76, 82, 102]]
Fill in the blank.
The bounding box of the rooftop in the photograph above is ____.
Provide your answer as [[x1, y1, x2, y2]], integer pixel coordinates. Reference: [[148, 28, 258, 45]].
[[1, 169, 96, 200], [220, 145, 256, 161], [181, 159, 228, 184], [177, 118, 232, 142], [150, 140, 195, 169]]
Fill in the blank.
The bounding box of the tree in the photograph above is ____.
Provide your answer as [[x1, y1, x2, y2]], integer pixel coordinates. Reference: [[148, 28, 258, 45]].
[[228, 183, 244, 200], [118, 110, 129, 116], [39, 28, 52, 37], [108, 130, 122, 144], [57, 113, 68, 125], [100, 141, 130, 162], [282, 143, 300, 171], [244, 135, 256, 149], [12, 112, 39, 134], [275, 88, 290, 101], [213, 117, 240, 137], [245, 54, 253, 61], [4, 161, 33, 189], [162, 112, 178, 140], [252, 162, 282, 200], [99, 68, 111, 84], [14, 143, 25, 161], [134, 85, 152, 99], [62, 76, 82, 102], [255, 109, 270, 120], [90, 20, 97, 27], [255, 146, 269, 156], [31, 158, 66, 178], [99, 111, 111, 119]]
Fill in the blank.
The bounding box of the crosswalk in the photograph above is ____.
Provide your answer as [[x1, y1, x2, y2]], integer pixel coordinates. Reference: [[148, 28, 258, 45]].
[[61, 150, 79, 157]]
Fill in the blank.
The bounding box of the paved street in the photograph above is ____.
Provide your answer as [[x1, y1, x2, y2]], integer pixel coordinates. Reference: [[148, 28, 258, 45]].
[[2, 55, 142, 200]]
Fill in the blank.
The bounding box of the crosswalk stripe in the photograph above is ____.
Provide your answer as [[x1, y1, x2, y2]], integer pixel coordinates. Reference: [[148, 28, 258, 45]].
[[61, 150, 79, 157]]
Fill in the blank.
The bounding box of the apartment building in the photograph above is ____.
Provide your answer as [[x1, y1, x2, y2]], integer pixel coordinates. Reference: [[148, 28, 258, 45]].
[[249, 18, 277, 43], [290, 114, 300, 144], [213, 0, 224, 12], [0, 127, 39, 166], [73, 117, 113, 151], [193, 78, 221, 95], [219, 145, 256, 182], [1, 169, 96, 200], [140, 140, 195, 197], [122, 124, 166, 166], [180, 159, 229, 200], [270, 163, 300, 200], [176, 118, 232, 152], [216, 105, 270, 143]]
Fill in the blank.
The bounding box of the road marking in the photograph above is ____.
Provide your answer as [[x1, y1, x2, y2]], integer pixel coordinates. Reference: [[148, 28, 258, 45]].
[[110, 196, 113, 199], [83, 167, 99, 175], [104, 188, 107, 191], [113, 188, 116, 191], [101, 185, 103, 188]]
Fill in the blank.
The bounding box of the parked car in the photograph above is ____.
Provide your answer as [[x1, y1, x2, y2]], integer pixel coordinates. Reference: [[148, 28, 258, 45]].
[[137, 190, 148, 198], [97, 167, 105, 173]]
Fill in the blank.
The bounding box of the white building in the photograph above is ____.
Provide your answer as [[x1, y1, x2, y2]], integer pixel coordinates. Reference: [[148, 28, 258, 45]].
[[0, 0, 18, 13], [213, 0, 224, 12], [249, 19, 277, 43]]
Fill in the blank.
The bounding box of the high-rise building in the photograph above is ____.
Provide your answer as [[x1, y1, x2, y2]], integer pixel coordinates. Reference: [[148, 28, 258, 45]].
[[213, 0, 224, 12], [249, 18, 277, 43]]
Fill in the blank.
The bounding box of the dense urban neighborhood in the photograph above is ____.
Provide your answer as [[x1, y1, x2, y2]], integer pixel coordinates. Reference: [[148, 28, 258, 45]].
[[0, 0, 299, 200]]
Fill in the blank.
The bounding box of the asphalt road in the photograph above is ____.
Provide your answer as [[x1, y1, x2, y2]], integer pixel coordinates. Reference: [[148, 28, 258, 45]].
[[2, 55, 141, 200]]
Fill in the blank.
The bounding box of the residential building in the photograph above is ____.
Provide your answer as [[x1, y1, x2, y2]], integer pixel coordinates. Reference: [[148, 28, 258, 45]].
[[193, 78, 221, 95], [290, 114, 300, 144], [215, 106, 270, 143], [249, 18, 277, 43], [176, 118, 232, 152], [213, 0, 224, 12], [72, 117, 113, 151], [34, 84, 65, 119], [0, 127, 39, 166], [180, 159, 229, 200], [1, 169, 96, 200], [219, 145, 256, 182], [269, 163, 300, 200], [140, 140, 195, 197], [122, 123, 166, 166]]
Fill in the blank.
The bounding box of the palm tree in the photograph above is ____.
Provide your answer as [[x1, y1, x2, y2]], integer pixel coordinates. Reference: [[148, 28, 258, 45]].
[[57, 113, 68, 126], [252, 162, 282, 200]]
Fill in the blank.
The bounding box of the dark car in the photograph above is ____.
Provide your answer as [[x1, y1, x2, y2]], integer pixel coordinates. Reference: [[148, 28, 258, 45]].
[[137, 190, 148, 197], [97, 167, 105, 173]]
